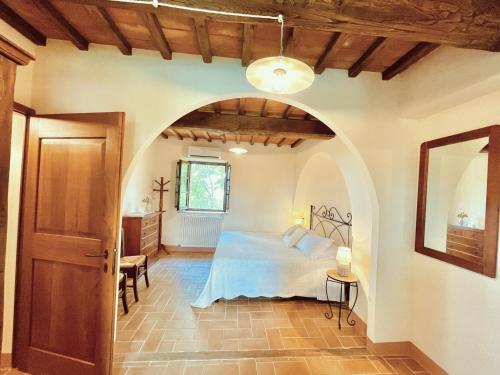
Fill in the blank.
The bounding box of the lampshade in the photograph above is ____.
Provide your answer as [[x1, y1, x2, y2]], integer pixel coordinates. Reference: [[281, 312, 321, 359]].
[[246, 56, 315, 95], [229, 147, 248, 155], [336, 246, 352, 264]]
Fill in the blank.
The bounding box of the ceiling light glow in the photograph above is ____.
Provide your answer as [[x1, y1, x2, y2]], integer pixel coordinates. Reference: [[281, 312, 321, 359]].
[[229, 147, 248, 155]]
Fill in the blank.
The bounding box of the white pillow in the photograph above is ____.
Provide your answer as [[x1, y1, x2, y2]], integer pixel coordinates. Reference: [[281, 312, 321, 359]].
[[282, 224, 301, 239], [282, 226, 308, 247], [296, 232, 335, 259]]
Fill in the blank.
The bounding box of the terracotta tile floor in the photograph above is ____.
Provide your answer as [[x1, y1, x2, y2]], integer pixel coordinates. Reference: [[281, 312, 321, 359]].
[[1, 253, 430, 374], [113, 253, 430, 374]]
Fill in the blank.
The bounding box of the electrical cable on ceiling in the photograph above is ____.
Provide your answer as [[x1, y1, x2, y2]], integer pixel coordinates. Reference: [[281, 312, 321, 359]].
[[108, 0, 314, 94], [109, 0, 283, 22]]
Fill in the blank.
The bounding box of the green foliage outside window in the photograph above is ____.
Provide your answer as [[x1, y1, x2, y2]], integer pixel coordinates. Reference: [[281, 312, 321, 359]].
[[175, 160, 231, 212]]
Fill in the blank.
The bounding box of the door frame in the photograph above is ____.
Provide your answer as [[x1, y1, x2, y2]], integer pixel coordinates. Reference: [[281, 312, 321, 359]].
[[0, 35, 35, 366]]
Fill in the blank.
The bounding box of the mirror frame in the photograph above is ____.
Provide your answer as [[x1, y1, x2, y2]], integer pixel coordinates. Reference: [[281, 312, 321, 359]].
[[415, 125, 500, 277]]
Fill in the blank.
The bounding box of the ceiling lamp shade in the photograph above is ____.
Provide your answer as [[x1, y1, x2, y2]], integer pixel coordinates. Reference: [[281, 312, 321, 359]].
[[229, 147, 248, 155], [246, 56, 315, 95]]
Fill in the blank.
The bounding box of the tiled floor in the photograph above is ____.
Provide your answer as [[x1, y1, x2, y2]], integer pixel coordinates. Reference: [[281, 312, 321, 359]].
[[113, 253, 430, 374], [1, 253, 430, 375]]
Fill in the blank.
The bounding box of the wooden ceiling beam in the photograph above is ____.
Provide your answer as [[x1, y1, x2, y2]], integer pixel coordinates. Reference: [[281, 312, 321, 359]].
[[291, 139, 305, 148], [238, 98, 246, 115], [212, 102, 221, 113], [382, 42, 439, 80], [315, 32, 348, 74], [188, 130, 197, 141], [141, 12, 172, 60], [260, 99, 270, 117], [38, 0, 88, 50], [194, 18, 212, 63], [221, 133, 226, 144], [0, 2, 46, 46], [161, 132, 169, 139], [283, 27, 298, 55], [348, 37, 386, 78], [171, 128, 183, 140], [277, 138, 286, 147], [283, 105, 294, 119], [241, 24, 254, 67], [96, 6, 131, 55], [236, 134, 241, 144], [57, 0, 500, 51], [171, 112, 335, 140], [204, 131, 212, 142], [250, 136, 254, 145], [263, 136, 271, 146]]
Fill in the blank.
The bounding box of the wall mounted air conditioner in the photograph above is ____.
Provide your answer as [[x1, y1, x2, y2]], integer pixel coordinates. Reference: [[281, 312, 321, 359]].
[[187, 146, 222, 160]]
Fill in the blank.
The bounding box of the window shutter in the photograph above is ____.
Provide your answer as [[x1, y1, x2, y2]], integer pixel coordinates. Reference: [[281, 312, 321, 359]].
[[224, 163, 231, 212], [175, 160, 181, 210], [175, 160, 189, 210]]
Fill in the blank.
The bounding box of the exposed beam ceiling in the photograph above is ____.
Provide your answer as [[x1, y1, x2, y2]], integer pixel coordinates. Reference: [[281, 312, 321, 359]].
[[315, 33, 349, 74], [194, 18, 212, 63], [382, 42, 440, 80], [170, 111, 335, 140], [57, 0, 500, 52], [0, 1, 46, 46], [95, 6, 131, 55], [38, 0, 88, 50], [141, 12, 172, 60], [348, 37, 386, 78], [241, 23, 254, 67]]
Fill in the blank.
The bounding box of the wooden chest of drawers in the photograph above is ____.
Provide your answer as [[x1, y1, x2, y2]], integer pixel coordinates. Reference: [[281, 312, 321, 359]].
[[446, 224, 484, 263], [122, 212, 160, 260]]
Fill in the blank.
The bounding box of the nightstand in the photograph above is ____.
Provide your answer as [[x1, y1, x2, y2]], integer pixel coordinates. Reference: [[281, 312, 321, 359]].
[[325, 269, 359, 329]]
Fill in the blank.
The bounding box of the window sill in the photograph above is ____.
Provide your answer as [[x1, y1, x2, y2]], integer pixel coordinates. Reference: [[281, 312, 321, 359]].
[[179, 210, 227, 215]]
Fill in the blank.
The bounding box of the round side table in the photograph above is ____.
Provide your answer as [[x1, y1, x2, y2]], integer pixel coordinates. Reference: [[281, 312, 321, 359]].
[[324, 269, 359, 329]]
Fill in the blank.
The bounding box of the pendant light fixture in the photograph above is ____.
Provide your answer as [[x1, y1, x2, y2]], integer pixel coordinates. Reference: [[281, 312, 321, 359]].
[[246, 15, 315, 95], [110, 1, 314, 94]]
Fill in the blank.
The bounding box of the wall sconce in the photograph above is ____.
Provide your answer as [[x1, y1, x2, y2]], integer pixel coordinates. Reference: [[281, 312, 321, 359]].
[[336, 246, 352, 277]]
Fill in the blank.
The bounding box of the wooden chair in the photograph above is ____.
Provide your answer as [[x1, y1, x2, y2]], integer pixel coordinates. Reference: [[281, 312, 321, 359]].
[[120, 228, 150, 302], [118, 272, 129, 314]]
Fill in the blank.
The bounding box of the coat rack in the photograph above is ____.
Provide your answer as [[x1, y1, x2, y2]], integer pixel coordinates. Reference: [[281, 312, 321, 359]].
[[153, 177, 170, 254]]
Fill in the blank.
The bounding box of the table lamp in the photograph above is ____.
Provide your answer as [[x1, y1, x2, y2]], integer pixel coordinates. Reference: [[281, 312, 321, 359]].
[[336, 246, 352, 277]]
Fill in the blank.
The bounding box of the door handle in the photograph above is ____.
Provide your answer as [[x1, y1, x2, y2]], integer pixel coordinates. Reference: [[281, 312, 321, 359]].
[[85, 250, 109, 259]]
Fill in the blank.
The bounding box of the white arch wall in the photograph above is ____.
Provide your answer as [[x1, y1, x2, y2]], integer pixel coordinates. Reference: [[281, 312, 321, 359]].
[[28, 40, 414, 343]]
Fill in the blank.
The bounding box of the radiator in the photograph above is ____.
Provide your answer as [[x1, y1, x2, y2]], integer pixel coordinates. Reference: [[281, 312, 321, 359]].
[[180, 214, 224, 247]]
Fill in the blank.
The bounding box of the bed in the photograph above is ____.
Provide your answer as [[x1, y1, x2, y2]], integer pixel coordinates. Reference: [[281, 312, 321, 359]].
[[191, 205, 352, 308]]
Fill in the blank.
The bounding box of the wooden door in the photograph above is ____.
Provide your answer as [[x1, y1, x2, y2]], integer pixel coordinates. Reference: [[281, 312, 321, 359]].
[[15, 113, 124, 375]]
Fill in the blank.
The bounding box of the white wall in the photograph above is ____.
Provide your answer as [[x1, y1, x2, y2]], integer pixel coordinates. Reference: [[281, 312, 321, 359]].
[[394, 43, 500, 374], [408, 90, 500, 375], [293, 142, 351, 228], [124, 137, 297, 246]]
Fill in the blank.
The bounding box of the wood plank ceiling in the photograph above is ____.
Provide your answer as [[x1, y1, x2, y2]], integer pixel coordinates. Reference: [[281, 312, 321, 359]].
[[163, 98, 335, 148], [2, 1, 499, 79]]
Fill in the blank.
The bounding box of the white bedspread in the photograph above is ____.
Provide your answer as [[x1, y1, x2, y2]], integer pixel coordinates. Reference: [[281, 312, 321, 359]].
[[192, 231, 340, 308]]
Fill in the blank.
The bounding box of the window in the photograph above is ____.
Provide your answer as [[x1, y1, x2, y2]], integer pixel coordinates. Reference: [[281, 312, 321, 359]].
[[175, 160, 231, 212]]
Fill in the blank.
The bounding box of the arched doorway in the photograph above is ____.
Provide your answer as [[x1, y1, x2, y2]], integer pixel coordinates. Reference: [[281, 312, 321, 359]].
[[121, 94, 380, 336]]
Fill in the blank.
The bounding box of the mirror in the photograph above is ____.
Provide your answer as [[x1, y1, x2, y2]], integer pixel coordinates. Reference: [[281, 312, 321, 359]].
[[416, 126, 500, 277]]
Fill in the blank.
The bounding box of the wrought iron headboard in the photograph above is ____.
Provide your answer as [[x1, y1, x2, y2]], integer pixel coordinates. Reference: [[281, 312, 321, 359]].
[[309, 205, 352, 247]]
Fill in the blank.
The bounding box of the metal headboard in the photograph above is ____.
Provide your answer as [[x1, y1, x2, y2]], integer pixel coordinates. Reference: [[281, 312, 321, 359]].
[[309, 205, 352, 247]]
